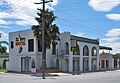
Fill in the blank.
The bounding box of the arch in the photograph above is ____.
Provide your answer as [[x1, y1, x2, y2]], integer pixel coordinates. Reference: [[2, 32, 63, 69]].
[[65, 42, 69, 55], [73, 44, 80, 55], [3, 59, 8, 69], [114, 59, 117, 68], [83, 45, 89, 56], [92, 47, 97, 56]]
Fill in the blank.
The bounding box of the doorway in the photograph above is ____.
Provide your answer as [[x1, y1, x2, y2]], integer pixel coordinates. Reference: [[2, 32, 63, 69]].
[[21, 56, 31, 72]]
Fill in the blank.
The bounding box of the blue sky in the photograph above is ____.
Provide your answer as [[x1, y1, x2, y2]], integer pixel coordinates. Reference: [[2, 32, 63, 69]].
[[0, 0, 120, 53]]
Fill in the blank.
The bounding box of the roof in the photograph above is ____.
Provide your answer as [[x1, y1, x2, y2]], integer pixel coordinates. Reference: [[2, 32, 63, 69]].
[[0, 55, 9, 58], [0, 53, 9, 58], [99, 46, 112, 50], [113, 53, 120, 59], [70, 35, 99, 45]]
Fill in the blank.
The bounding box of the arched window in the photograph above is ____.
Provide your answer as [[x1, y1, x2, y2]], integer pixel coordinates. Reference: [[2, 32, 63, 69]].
[[73, 44, 80, 55], [65, 42, 69, 55], [92, 47, 97, 56], [83, 45, 89, 56]]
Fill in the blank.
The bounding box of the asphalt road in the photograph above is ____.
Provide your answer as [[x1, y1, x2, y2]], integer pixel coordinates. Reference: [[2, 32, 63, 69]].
[[0, 70, 120, 83]]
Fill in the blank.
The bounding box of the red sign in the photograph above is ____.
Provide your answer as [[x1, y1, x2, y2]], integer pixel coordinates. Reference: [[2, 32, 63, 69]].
[[15, 37, 26, 46], [16, 42, 26, 46]]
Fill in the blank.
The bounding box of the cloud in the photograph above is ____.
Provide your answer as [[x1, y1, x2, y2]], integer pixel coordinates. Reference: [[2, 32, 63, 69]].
[[106, 14, 120, 21], [74, 32, 84, 37], [102, 37, 120, 42], [105, 28, 120, 37], [51, 0, 59, 6], [0, 0, 59, 26], [88, 0, 120, 12], [0, 25, 12, 29], [0, 12, 10, 18], [0, 30, 8, 35], [0, 19, 12, 25], [108, 42, 120, 54], [101, 28, 120, 54], [0, 19, 8, 24]]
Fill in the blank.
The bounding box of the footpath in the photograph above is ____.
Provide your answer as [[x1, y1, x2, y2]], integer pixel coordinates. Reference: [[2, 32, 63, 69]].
[[2, 69, 120, 77]]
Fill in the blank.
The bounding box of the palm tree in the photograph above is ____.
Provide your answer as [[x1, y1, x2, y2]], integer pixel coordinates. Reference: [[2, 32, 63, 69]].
[[0, 33, 2, 38], [32, 9, 60, 68], [0, 33, 8, 54]]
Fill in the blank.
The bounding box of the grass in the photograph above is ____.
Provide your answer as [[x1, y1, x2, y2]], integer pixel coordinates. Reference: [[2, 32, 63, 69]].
[[0, 69, 8, 72]]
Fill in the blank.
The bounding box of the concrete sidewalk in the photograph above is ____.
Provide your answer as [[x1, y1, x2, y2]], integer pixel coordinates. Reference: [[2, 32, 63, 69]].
[[30, 72, 72, 77], [4, 69, 120, 77]]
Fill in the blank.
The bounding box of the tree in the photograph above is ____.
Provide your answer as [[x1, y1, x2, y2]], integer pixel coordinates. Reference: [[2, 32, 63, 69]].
[[0, 33, 8, 54], [32, 9, 60, 67]]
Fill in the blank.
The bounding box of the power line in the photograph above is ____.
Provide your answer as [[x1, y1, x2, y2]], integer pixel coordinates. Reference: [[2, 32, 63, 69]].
[[56, 9, 106, 33], [56, 18, 105, 37]]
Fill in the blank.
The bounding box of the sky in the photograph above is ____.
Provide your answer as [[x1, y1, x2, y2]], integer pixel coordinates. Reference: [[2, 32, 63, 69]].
[[0, 0, 120, 54]]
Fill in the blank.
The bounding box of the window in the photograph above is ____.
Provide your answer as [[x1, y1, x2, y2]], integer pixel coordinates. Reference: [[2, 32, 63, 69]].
[[83, 58, 89, 71], [28, 39, 34, 52], [52, 42, 57, 54], [65, 42, 69, 55], [11, 41, 14, 49], [38, 40, 42, 52], [52, 42, 58, 54], [102, 60, 104, 68], [31, 59, 35, 68], [92, 47, 97, 56], [106, 60, 109, 69], [83, 45, 89, 56]]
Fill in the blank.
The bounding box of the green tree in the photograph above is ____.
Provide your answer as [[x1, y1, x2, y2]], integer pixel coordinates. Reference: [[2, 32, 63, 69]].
[[0, 33, 8, 54], [32, 9, 60, 67]]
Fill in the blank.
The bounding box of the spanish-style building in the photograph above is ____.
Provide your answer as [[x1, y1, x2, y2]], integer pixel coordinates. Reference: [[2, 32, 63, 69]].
[[0, 53, 9, 69], [9, 29, 100, 72], [113, 53, 120, 69], [99, 46, 114, 70]]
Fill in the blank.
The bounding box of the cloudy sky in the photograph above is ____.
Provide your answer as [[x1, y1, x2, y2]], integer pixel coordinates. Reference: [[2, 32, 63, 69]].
[[0, 0, 120, 54]]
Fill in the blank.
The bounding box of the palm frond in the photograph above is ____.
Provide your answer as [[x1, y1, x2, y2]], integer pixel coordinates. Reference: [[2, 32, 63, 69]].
[[31, 9, 60, 49], [0, 41, 8, 45]]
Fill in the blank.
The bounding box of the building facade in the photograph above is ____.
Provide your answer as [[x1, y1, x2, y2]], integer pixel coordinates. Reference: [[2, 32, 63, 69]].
[[0, 53, 9, 69], [99, 52, 113, 70], [113, 53, 120, 69], [99, 46, 114, 70], [9, 29, 99, 72]]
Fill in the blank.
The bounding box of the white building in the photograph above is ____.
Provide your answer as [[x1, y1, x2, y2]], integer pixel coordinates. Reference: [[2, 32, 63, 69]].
[[99, 46, 114, 70], [0, 53, 9, 69], [9, 29, 99, 72], [113, 53, 120, 69]]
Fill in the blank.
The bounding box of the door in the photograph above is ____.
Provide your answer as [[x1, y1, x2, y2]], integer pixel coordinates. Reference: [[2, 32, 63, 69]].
[[21, 57, 31, 72]]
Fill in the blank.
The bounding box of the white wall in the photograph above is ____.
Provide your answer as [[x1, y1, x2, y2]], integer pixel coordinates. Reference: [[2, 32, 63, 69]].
[[9, 29, 36, 71], [0, 57, 8, 68], [9, 29, 53, 72], [99, 53, 113, 70], [9, 30, 100, 72]]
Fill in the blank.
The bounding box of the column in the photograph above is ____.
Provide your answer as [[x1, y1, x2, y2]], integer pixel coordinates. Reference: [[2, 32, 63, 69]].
[[34, 38, 38, 70], [117, 58, 119, 68], [96, 47, 99, 70], [69, 52, 73, 72], [89, 47, 92, 71], [112, 58, 114, 69], [80, 46, 83, 71]]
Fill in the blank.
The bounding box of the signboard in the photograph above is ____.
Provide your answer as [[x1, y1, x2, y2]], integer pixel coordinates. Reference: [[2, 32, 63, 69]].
[[15, 37, 26, 46], [71, 47, 77, 51]]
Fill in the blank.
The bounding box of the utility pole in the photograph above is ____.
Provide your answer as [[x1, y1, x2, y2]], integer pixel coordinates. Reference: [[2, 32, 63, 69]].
[[41, 0, 45, 79], [35, 0, 53, 79]]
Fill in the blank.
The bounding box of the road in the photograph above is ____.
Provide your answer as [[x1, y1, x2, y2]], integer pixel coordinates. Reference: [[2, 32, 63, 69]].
[[0, 70, 120, 83]]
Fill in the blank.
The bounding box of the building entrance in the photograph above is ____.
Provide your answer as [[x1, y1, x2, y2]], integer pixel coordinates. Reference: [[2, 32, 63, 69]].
[[21, 56, 31, 72]]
